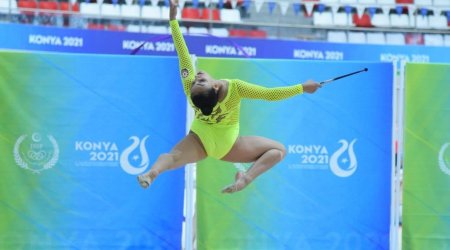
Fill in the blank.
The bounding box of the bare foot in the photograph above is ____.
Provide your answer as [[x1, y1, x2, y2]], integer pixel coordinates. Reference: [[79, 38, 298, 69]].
[[137, 169, 159, 189], [221, 172, 252, 194]]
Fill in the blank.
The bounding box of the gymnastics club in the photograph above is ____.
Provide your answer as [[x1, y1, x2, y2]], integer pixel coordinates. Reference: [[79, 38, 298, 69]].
[[320, 68, 368, 85]]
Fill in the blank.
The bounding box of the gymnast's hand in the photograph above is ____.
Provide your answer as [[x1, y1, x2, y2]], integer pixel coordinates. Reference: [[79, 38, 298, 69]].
[[169, 0, 178, 20], [302, 80, 321, 94]]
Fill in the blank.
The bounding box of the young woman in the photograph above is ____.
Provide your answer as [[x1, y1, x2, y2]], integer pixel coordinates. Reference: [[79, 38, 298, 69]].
[[138, 0, 321, 193]]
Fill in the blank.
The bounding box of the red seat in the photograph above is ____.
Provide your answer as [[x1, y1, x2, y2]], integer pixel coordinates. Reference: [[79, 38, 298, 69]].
[[248, 29, 267, 38], [405, 33, 424, 45], [396, 0, 413, 3], [18, 0, 38, 15], [229, 29, 248, 37], [181, 7, 201, 19], [201, 8, 220, 20], [39, 1, 58, 11], [60, 2, 80, 13], [107, 24, 126, 31], [87, 23, 105, 30], [38, 1, 58, 16], [352, 13, 373, 27]]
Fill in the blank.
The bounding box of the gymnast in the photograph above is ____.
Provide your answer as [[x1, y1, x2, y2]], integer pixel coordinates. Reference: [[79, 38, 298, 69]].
[[138, 0, 321, 193]]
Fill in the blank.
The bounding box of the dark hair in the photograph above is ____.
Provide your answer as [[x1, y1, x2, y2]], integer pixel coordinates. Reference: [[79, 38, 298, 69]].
[[191, 87, 218, 116]]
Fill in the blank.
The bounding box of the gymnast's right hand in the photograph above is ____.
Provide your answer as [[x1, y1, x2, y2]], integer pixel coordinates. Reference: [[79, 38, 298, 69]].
[[302, 80, 321, 94], [169, 0, 178, 20]]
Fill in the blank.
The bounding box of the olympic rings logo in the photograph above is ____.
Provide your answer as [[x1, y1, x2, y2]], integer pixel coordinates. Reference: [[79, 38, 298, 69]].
[[27, 150, 47, 161]]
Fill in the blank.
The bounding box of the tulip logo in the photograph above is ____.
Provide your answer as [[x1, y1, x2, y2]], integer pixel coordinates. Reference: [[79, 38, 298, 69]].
[[120, 136, 150, 175], [439, 143, 450, 176], [329, 139, 357, 177]]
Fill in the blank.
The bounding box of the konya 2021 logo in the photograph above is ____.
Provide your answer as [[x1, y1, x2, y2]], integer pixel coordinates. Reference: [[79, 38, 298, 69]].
[[14, 133, 59, 173], [439, 143, 450, 176], [74, 135, 150, 175], [288, 139, 358, 177]]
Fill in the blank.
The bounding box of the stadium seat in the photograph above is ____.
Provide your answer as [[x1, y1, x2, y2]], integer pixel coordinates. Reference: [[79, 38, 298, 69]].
[[121, 4, 140, 18], [396, 0, 413, 4], [80, 2, 100, 16], [147, 25, 169, 34], [188, 26, 208, 35], [333, 12, 350, 26], [220, 8, 241, 22], [376, 0, 395, 4], [366, 32, 386, 44], [17, 0, 37, 15], [60, 2, 80, 14], [142, 5, 161, 19], [348, 32, 366, 43], [405, 33, 424, 45], [340, 0, 358, 4], [327, 31, 347, 43], [386, 33, 405, 45], [321, 0, 339, 3], [444, 34, 450, 46], [1, 0, 19, 14], [313, 5, 333, 26], [106, 23, 126, 31], [38, 1, 58, 12], [390, 13, 410, 28], [101, 3, 121, 17], [181, 7, 200, 19], [210, 27, 229, 37], [353, 13, 373, 27], [414, 0, 432, 5], [201, 8, 220, 20], [87, 22, 105, 29], [126, 24, 142, 32], [428, 13, 447, 29], [248, 29, 267, 38], [372, 12, 390, 27], [358, 0, 377, 4], [17, 0, 37, 23], [424, 34, 444, 46], [229, 28, 248, 37], [38, 1, 58, 25], [0, 0, 10, 13], [433, 0, 448, 6], [415, 8, 430, 29]]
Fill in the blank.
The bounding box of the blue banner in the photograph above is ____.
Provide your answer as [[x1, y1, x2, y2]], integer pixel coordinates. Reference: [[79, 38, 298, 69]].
[[0, 51, 186, 249], [196, 59, 393, 249], [0, 23, 449, 63]]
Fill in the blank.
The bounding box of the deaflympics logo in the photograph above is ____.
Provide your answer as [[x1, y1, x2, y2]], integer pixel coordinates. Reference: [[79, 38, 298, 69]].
[[120, 135, 150, 175], [14, 133, 59, 173], [438, 143, 450, 176], [329, 139, 357, 177]]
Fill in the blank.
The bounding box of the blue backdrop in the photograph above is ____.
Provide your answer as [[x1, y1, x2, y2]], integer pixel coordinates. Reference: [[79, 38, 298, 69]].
[[196, 59, 393, 250], [0, 51, 186, 249]]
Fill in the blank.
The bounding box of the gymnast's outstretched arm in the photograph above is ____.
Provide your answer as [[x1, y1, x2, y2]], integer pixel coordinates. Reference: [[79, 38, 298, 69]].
[[234, 79, 321, 101], [169, 1, 195, 96]]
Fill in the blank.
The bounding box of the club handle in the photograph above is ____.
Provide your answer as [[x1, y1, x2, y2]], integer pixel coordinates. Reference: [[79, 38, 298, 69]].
[[319, 68, 368, 85]]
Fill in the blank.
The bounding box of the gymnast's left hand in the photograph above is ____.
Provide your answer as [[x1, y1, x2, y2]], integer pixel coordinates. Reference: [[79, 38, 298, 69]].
[[302, 80, 321, 94]]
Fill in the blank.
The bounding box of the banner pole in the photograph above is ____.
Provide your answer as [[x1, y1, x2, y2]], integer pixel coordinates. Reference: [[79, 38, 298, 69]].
[[396, 60, 407, 250], [183, 55, 197, 250], [390, 60, 400, 250]]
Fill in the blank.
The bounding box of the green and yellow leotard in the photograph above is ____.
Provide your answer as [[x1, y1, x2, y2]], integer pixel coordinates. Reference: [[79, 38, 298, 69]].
[[170, 20, 304, 159]]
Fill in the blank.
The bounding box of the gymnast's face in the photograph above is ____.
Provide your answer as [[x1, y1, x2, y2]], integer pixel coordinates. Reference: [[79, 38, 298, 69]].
[[190, 70, 219, 116], [190, 70, 214, 96]]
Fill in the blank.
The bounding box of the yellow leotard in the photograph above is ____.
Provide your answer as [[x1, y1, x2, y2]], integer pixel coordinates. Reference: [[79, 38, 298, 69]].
[[170, 20, 304, 159]]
